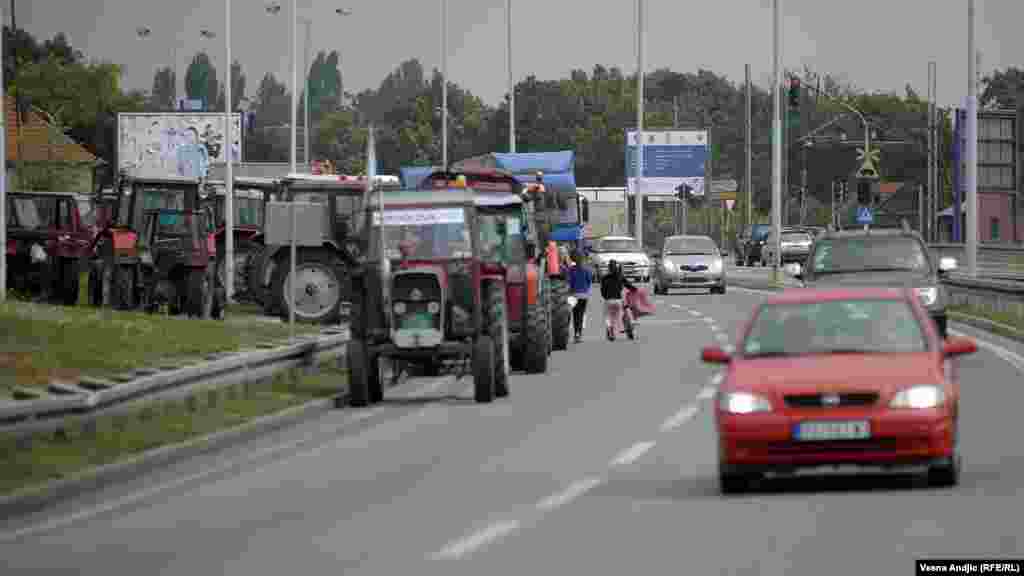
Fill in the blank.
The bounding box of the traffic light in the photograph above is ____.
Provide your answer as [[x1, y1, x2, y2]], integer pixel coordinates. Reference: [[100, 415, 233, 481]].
[[788, 77, 801, 108], [856, 180, 871, 205], [833, 180, 843, 204]]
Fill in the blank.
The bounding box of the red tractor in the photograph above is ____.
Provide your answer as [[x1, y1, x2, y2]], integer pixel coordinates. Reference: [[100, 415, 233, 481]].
[[4, 192, 93, 304], [86, 174, 222, 317], [346, 180, 513, 406], [420, 169, 554, 374]]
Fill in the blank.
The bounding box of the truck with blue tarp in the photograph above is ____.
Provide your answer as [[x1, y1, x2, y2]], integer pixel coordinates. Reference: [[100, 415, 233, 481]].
[[399, 166, 441, 189], [451, 151, 589, 351]]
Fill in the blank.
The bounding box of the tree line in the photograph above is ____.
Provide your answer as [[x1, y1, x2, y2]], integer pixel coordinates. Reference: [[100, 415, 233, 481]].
[[6, 26, 1024, 218]]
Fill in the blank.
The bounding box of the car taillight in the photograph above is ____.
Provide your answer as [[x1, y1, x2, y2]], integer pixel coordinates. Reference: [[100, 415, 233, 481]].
[[5, 239, 15, 255]]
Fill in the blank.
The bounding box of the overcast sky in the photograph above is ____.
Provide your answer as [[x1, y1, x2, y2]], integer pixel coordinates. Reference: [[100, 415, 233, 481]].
[[16, 0, 1022, 109]]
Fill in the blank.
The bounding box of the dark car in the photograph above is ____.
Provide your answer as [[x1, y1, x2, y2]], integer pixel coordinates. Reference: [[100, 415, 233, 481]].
[[736, 223, 771, 267], [785, 226, 958, 337]]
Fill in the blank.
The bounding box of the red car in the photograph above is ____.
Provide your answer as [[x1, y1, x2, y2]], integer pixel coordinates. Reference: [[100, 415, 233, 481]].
[[701, 287, 978, 494]]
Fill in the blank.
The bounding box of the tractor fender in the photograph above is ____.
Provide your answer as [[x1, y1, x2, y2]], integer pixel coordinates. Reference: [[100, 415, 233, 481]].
[[525, 263, 540, 306], [544, 241, 560, 276]]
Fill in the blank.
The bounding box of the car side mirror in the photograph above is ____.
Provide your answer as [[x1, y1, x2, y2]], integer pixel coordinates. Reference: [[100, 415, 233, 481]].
[[783, 262, 802, 280], [938, 257, 958, 275], [701, 346, 732, 364], [942, 336, 977, 358]]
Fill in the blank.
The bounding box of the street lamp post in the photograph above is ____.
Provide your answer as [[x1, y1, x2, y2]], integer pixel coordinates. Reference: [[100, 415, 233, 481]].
[[771, 0, 782, 280], [634, 0, 645, 250], [1, 4, 6, 303], [506, 0, 514, 153], [224, 0, 235, 302], [965, 0, 978, 276]]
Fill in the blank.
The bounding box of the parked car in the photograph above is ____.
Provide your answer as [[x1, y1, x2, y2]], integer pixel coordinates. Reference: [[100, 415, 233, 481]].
[[784, 222, 955, 337], [653, 235, 726, 295], [760, 228, 814, 266], [701, 286, 977, 494], [589, 236, 651, 283], [735, 223, 771, 266]]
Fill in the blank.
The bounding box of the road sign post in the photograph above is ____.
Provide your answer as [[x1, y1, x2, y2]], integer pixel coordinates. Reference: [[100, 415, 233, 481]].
[[856, 205, 874, 229]]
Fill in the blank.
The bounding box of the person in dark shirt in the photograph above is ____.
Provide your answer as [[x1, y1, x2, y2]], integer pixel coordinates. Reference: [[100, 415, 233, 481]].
[[567, 251, 594, 342], [600, 260, 636, 341]]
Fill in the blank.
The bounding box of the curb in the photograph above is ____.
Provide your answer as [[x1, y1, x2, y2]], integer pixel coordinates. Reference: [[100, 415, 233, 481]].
[[0, 391, 343, 522]]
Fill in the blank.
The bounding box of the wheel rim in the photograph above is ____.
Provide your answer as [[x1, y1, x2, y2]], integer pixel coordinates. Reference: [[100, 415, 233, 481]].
[[285, 263, 341, 320]]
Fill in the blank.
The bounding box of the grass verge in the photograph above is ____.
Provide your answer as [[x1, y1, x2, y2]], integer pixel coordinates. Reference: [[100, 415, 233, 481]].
[[0, 299, 320, 392], [0, 362, 346, 497], [950, 303, 1024, 335]]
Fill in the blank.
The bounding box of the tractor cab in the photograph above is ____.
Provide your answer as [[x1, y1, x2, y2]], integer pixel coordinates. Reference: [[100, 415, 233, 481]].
[[87, 174, 219, 316], [253, 173, 401, 323], [347, 182, 516, 407]]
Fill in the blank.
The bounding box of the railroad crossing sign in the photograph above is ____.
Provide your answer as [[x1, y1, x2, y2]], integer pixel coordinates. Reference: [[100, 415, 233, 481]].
[[855, 146, 881, 179]]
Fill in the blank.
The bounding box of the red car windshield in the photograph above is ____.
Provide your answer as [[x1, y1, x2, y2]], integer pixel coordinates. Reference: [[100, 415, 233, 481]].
[[741, 299, 929, 357]]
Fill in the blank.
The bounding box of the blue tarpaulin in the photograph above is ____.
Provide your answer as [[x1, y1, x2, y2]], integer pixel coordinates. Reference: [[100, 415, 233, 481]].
[[490, 151, 575, 175], [549, 225, 582, 242], [400, 166, 440, 188]]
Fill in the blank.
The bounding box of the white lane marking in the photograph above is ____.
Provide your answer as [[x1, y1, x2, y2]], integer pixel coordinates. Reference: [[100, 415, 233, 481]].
[[689, 310, 702, 317], [671, 304, 683, 310], [715, 333, 730, 343], [661, 404, 699, 431], [703, 316, 715, 324], [697, 386, 717, 401], [710, 372, 724, 386], [431, 520, 520, 560], [0, 376, 450, 543], [656, 299, 666, 305], [950, 328, 1024, 372], [536, 476, 604, 512], [731, 285, 777, 296], [610, 441, 657, 467]]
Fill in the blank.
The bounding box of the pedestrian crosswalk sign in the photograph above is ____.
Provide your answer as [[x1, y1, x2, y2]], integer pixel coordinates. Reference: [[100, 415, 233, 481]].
[[856, 206, 874, 225]]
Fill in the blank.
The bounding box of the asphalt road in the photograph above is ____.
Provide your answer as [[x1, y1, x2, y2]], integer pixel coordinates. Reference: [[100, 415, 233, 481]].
[[1, 278, 1022, 575]]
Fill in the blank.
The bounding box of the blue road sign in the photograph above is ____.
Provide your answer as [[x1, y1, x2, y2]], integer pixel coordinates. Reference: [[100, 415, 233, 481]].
[[856, 206, 874, 225]]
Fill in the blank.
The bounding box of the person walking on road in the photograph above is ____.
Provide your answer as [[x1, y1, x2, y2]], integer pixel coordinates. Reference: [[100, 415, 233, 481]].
[[600, 260, 637, 341], [568, 251, 594, 343]]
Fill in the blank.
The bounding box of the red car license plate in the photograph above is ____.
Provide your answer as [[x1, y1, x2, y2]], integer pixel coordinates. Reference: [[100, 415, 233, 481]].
[[794, 420, 870, 441]]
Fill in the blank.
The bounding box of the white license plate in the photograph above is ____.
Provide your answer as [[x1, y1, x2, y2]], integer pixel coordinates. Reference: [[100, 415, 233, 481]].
[[794, 420, 870, 441]]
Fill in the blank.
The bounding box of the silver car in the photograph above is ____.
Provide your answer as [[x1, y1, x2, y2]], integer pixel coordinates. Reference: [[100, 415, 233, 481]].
[[653, 235, 726, 295]]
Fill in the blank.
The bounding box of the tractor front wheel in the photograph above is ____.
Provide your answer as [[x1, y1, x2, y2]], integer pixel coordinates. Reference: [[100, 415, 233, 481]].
[[473, 334, 496, 403], [484, 282, 509, 398], [549, 277, 571, 351]]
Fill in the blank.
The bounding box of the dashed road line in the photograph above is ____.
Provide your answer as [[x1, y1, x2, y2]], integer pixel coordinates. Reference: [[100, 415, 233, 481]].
[[697, 386, 717, 401], [431, 520, 521, 560], [689, 310, 702, 317], [536, 476, 604, 512], [610, 441, 657, 467], [710, 372, 724, 386], [671, 304, 683, 310], [661, 404, 699, 431]]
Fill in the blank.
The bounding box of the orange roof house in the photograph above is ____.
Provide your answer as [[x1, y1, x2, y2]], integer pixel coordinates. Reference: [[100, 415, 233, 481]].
[[5, 95, 100, 164]]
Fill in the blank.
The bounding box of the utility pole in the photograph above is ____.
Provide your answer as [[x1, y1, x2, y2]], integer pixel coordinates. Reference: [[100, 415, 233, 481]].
[[966, 0, 978, 276], [800, 142, 808, 224], [289, 0, 298, 172], [745, 63, 752, 231], [441, 0, 448, 167], [771, 0, 783, 279]]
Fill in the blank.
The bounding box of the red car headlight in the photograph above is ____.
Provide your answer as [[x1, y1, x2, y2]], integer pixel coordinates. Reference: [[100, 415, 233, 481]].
[[889, 385, 945, 409], [719, 392, 772, 414]]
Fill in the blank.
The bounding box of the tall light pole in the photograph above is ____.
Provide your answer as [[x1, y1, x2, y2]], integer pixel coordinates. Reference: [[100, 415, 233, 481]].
[[1, 3, 7, 303], [634, 0, 645, 250], [302, 17, 312, 166], [771, 0, 783, 279], [965, 0, 978, 276], [745, 63, 752, 231], [224, 0, 235, 302], [441, 0, 448, 167], [506, 0, 514, 152]]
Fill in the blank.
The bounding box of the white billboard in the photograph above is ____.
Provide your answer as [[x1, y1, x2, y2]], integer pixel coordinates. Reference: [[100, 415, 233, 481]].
[[118, 113, 242, 179], [625, 129, 709, 197]]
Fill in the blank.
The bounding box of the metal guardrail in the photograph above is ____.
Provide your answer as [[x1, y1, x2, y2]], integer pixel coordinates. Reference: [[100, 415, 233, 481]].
[[927, 243, 1024, 281], [0, 327, 351, 439]]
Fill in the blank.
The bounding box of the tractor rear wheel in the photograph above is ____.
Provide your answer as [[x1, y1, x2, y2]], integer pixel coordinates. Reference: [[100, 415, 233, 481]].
[[186, 267, 214, 319], [473, 334, 496, 403], [549, 277, 571, 351], [61, 257, 80, 306], [271, 249, 345, 324], [484, 282, 509, 398]]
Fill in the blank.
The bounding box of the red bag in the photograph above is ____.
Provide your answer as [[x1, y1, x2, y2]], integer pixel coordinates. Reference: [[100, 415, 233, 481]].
[[626, 288, 656, 317]]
